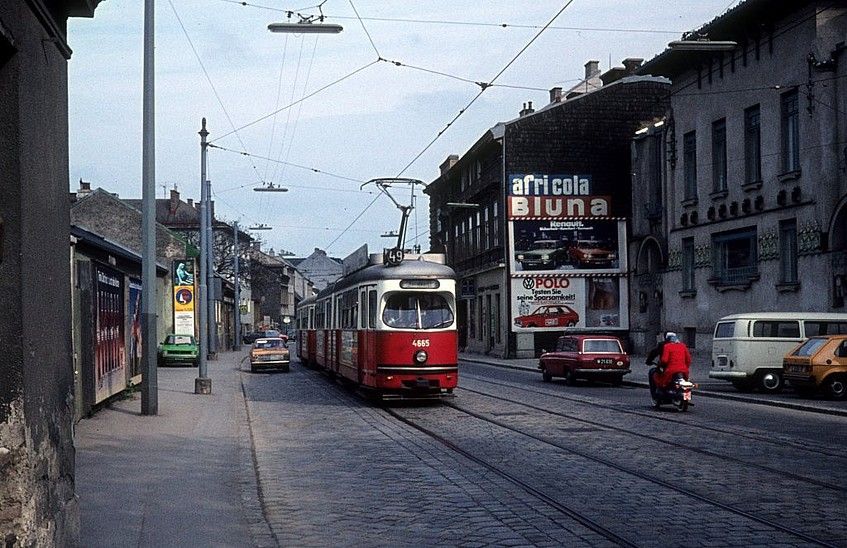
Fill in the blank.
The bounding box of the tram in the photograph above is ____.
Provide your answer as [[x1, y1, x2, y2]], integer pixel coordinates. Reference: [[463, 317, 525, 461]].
[[296, 246, 458, 399]]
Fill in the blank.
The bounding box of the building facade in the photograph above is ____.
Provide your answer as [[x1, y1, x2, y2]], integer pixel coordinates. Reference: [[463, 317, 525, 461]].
[[289, 248, 342, 291], [631, 0, 847, 357], [0, 1, 101, 545], [428, 62, 669, 357]]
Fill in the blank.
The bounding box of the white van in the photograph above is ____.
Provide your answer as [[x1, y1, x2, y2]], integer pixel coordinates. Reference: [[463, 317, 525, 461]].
[[709, 312, 847, 393]]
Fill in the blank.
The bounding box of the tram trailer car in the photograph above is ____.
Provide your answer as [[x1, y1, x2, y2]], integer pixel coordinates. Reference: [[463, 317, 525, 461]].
[[296, 252, 457, 399]]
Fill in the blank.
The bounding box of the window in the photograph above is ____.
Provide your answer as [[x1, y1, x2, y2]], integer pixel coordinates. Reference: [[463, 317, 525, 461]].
[[779, 219, 798, 284], [712, 119, 727, 192], [683, 131, 697, 200], [791, 338, 828, 357], [492, 201, 500, 246], [360, 290, 367, 329], [468, 298, 476, 339], [752, 321, 800, 338], [804, 321, 847, 336], [368, 290, 377, 328], [744, 105, 761, 183], [712, 228, 758, 284], [714, 322, 735, 338], [781, 90, 800, 172], [582, 339, 622, 353], [682, 237, 695, 292], [477, 295, 483, 340], [494, 293, 501, 344], [382, 293, 454, 329], [684, 327, 696, 349]]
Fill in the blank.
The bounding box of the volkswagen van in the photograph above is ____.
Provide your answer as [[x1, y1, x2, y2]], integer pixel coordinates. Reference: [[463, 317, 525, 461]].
[[783, 335, 847, 399], [709, 313, 847, 393]]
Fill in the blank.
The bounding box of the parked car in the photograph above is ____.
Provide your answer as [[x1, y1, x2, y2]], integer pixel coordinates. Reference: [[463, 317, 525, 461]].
[[515, 239, 569, 270], [709, 312, 847, 393], [157, 334, 199, 367], [568, 239, 616, 268], [783, 335, 847, 399], [250, 337, 290, 372], [514, 305, 579, 328], [539, 335, 630, 385]]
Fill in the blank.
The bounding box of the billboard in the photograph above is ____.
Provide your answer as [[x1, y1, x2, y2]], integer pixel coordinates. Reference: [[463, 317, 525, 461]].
[[128, 279, 142, 379], [173, 259, 196, 335], [95, 265, 126, 403], [510, 276, 628, 332]]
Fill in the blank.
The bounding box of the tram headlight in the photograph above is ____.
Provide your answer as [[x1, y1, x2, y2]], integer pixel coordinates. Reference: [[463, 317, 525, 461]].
[[415, 350, 428, 364]]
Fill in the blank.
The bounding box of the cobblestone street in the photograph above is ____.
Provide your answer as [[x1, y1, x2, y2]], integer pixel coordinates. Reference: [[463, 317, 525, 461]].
[[241, 359, 847, 547]]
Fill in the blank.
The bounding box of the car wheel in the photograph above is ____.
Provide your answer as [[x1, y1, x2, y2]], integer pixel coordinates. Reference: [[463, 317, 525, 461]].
[[250, 363, 257, 373], [565, 369, 577, 386], [757, 370, 784, 393], [679, 400, 689, 412], [731, 379, 754, 392], [652, 397, 661, 409], [566, 321, 576, 327], [541, 367, 552, 382], [823, 375, 847, 400], [527, 323, 537, 328], [610, 376, 623, 387]]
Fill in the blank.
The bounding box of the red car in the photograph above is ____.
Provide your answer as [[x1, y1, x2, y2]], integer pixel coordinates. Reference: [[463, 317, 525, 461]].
[[539, 335, 630, 385], [514, 305, 579, 328]]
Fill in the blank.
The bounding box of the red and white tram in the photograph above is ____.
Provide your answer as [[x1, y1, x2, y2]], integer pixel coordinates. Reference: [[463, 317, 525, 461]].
[[296, 251, 457, 399]]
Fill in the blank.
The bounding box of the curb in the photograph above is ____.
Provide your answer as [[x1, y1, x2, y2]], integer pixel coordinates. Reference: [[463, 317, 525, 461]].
[[460, 356, 847, 418]]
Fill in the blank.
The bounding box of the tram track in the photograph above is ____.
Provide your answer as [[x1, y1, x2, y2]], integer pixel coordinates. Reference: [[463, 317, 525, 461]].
[[462, 370, 847, 461], [457, 383, 847, 493], [383, 398, 837, 547]]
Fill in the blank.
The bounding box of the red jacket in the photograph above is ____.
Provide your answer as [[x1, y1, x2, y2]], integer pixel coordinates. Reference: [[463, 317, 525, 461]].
[[655, 341, 691, 386]]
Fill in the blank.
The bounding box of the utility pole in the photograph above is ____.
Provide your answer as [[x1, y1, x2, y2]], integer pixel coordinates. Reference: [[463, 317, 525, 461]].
[[141, 0, 158, 415], [195, 119, 211, 395], [206, 178, 217, 359], [233, 220, 241, 351]]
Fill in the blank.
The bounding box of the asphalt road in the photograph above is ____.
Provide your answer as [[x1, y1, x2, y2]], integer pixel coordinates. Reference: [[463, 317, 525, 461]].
[[240, 358, 847, 547]]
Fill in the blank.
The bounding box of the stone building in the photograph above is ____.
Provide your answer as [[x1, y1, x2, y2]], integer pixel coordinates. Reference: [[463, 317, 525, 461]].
[[630, 0, 847, 358], [251, 246, 315, 335], [0, 1, 101, 545], [289, 248, 342, 291], [427, 61, 669, 357]]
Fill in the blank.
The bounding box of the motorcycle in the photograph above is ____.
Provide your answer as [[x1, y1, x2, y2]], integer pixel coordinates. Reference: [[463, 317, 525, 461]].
[[647, 364, 696, 412]]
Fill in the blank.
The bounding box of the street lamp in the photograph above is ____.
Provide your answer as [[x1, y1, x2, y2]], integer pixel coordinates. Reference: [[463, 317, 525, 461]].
[[668, 39, 737, 51], [268, 21, 343, 34], [446, 202, 480, 209], [248, 223, 273, 231], [254, 183, 288, 192]]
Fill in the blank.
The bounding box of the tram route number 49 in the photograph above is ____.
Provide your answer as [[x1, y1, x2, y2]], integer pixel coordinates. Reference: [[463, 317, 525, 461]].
[[412, 339, 431, 348], [383, 247, 405, 266]]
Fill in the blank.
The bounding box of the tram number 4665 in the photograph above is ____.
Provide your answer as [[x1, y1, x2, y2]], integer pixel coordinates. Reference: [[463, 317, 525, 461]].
[[412, 339, 431, 348]]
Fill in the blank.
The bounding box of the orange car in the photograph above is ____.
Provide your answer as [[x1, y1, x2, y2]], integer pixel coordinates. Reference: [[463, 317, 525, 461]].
[[783, 335, 847, 399], [250, 337, 290, 373]]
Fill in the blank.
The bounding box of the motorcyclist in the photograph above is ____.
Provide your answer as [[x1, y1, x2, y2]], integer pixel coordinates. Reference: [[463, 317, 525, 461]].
[[646, 333, 668, 400], [652, 332, 691, 397]]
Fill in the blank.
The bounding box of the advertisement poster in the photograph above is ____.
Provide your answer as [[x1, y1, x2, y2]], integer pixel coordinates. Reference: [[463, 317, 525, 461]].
[[172, 259, 196, 336], [511, 276, 628, 332], [128, 279, 142, 379], [510, 219, 626, 274], [95, 265, 126, 403]]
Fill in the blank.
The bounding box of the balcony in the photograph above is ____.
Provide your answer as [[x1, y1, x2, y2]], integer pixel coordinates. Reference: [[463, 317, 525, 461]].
[[708, 265, 759, 291]]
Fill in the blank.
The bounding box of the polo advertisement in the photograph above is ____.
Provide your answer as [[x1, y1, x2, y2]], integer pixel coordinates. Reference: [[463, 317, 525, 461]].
[[172, 259, 196, 336], [507, 173, 627, 275], [510, 276, 628, 333]]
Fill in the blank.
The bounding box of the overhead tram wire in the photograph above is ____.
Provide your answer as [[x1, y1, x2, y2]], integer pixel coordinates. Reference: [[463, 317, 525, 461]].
[[167, 0, 264, 185], [209, 59, 379, 143], [208, 143, 366, 184], [325, 0, 578, 251], [378, 58, 552, 92], [215, 0, 684, 35], [262, 34, 291, 184], [267, 34, 306, 191], [276, 35, 319, 187], [348, 0, 380, 59]]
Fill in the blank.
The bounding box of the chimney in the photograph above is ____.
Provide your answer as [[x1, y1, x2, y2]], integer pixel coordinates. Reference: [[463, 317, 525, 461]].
[[269, 248, 275, 257], [78, 178, 92, 196], [549, 87, 563, 103], [169, 188, 180, 214], [440, 154, 459, 175], [187, 198, 193, 208], [519, 101, 535, 117], [584, 60, 600, 79], [622, 58, 644, 74], [251, 241, 261, 251]]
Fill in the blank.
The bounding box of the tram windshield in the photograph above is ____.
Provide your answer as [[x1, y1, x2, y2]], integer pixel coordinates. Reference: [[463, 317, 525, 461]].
[[383, 292, 454, 329]]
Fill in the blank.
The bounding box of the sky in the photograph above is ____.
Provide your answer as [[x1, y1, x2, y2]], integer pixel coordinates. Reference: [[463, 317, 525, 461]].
[[67, 0, 739, 259]]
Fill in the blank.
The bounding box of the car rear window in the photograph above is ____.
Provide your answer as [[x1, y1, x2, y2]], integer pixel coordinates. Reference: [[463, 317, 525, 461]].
[[791, 338, 828, 357], [714, 322, 735, 338], [752, 321, 800, 338], [166, 335, 194, 345], [582, 339, 621, 353]]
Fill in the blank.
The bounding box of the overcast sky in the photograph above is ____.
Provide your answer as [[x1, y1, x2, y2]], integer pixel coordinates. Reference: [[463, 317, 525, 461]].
[[67, 0, 737, 258]]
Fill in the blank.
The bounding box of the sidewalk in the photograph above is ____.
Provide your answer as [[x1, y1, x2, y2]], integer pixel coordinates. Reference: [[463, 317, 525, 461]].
[[74, 350, 273, 547], [459, 351, 847, 418]]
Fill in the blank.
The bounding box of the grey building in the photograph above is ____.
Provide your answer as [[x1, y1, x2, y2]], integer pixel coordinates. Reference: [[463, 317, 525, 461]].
[[289, 248, 342, 291], [630, 0, 847, 358], [0, 1, 102, 545], [427, 61, 669, 358]]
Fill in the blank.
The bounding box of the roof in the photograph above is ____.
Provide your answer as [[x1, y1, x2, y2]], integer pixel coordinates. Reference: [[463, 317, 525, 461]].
[[425, 122, 505, 193], [717, 312, 847, 321], [638, 0, 815, 78], [71, 225, 168, 274]]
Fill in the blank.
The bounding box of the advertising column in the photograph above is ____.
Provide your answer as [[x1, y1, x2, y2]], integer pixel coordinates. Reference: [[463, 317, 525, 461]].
[[173, 259, 197, 336], [506, 174, 629, 354]]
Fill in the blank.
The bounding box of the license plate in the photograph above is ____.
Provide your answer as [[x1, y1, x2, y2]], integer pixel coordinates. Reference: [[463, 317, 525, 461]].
[[683, 391, 691, 401], [717, 356, 728, 367], [596, 358, 614, 365]]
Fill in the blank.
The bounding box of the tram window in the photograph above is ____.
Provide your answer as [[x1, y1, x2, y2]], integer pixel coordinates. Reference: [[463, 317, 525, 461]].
[[368, 290, 377, 328], [383, 293, 454, 329], [360, 291, 367, 329]]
